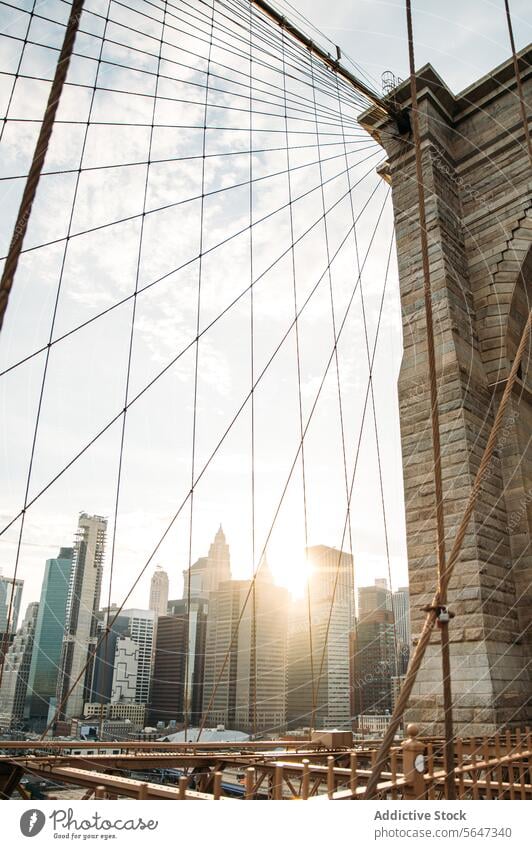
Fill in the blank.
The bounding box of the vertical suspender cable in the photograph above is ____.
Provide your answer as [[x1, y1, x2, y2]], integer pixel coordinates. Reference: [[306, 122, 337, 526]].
[[280, 24, 316, 731], [249, 0, 258, 741], [307, 49, 356, 729], [362, 0, 456, 798], [101, 0, 168, 737], [0, 0, 38, 145], [184, 0, 216, 742], [405, 0, 455, 800], [334, 70, 400, 709]]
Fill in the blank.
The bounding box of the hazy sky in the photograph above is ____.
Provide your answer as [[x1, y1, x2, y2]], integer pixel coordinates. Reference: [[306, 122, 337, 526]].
[[0, 0, 530, 620]]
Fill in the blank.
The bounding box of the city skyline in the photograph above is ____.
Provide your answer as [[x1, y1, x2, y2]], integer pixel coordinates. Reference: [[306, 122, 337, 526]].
[[0, 514, 409, 734], [6, 511, 408, 632]]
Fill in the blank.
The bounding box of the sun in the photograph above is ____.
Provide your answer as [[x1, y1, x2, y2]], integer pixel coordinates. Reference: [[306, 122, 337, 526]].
[[268, 542, 312, 599]]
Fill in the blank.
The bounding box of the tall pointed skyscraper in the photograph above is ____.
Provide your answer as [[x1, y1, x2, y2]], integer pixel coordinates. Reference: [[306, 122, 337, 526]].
[[149, 566, 169, 617], [204, 525, 231, 593], [256, 550, 273, 584], [184, 525, 231, 597]]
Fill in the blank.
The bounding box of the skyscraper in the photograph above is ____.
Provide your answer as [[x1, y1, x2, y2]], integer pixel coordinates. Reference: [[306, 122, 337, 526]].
[[358, 578, 392, 617], [88, 608, 130, 705], [0, 602, 38, 728], [0, 575, 23, 635], [353, 580, 397, 716], [86, 609, 155, 714], [181, 557, 208, 600], [392, 586, 411, 646], [392, 586, 411, 675], [149, 611, 187, 726], [202, 557, 288, 735], [111, 636, 138, 702], [183, 526, 231, 598], [307, 545, 355, 627], [0, 575, 24, 669], [287, 546, 354, 730], [149, 566, 169, 617], [56, 513, 107, 719], [25, 547, 73, 725], [152, 597, 208, 725], [117, 609, 155, 705], [287, 601, 353, 730]]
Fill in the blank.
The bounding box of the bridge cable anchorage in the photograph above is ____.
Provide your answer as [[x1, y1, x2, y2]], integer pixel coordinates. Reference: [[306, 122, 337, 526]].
[[504, 0, 532, 165], [0, 0, 85, 333], [365, 0, 454, 800], [0, 0, 373, 127], [247, 0, 386, 112], [0, 0, 382, 127], [245, 0, 409, 131]]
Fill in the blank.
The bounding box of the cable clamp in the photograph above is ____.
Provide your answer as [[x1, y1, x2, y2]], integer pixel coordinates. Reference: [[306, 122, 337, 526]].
[[421, 604, 455, 627]]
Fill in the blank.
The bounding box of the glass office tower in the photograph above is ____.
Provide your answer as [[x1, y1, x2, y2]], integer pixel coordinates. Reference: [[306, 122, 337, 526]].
[[25, 547, 73, 725]]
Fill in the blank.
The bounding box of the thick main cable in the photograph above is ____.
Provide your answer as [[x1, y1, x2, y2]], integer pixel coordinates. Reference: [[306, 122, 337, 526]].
[[0, 0, 85, 331]]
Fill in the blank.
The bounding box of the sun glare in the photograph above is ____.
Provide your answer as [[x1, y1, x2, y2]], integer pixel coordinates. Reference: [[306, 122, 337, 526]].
[[269, 544, 312, 599]]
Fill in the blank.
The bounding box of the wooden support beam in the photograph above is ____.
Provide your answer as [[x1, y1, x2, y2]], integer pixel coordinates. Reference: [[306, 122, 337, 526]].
[[0, 763, 24, 799]]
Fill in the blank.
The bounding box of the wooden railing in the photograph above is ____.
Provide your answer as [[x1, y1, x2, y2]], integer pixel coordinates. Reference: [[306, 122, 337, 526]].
[[2, 726, 531, 800]]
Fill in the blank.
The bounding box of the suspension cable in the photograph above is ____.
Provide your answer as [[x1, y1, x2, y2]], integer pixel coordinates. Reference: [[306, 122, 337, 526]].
[[1, 152, 381, 540], [0, 0, 87, 688], [0, 0, 85, 331], [281, 24, 316, 733], [40, 170, 385, 740], [197, 186, 389, 738], [184, 0, 215, 745], [248, 0, 258, 740]]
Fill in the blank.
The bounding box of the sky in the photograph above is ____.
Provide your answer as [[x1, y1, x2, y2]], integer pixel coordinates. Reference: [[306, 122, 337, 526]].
[[0, 0, 530, 622]]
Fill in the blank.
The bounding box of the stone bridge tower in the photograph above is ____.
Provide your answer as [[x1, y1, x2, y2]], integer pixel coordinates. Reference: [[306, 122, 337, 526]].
[[360, 47, 531, 735]]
